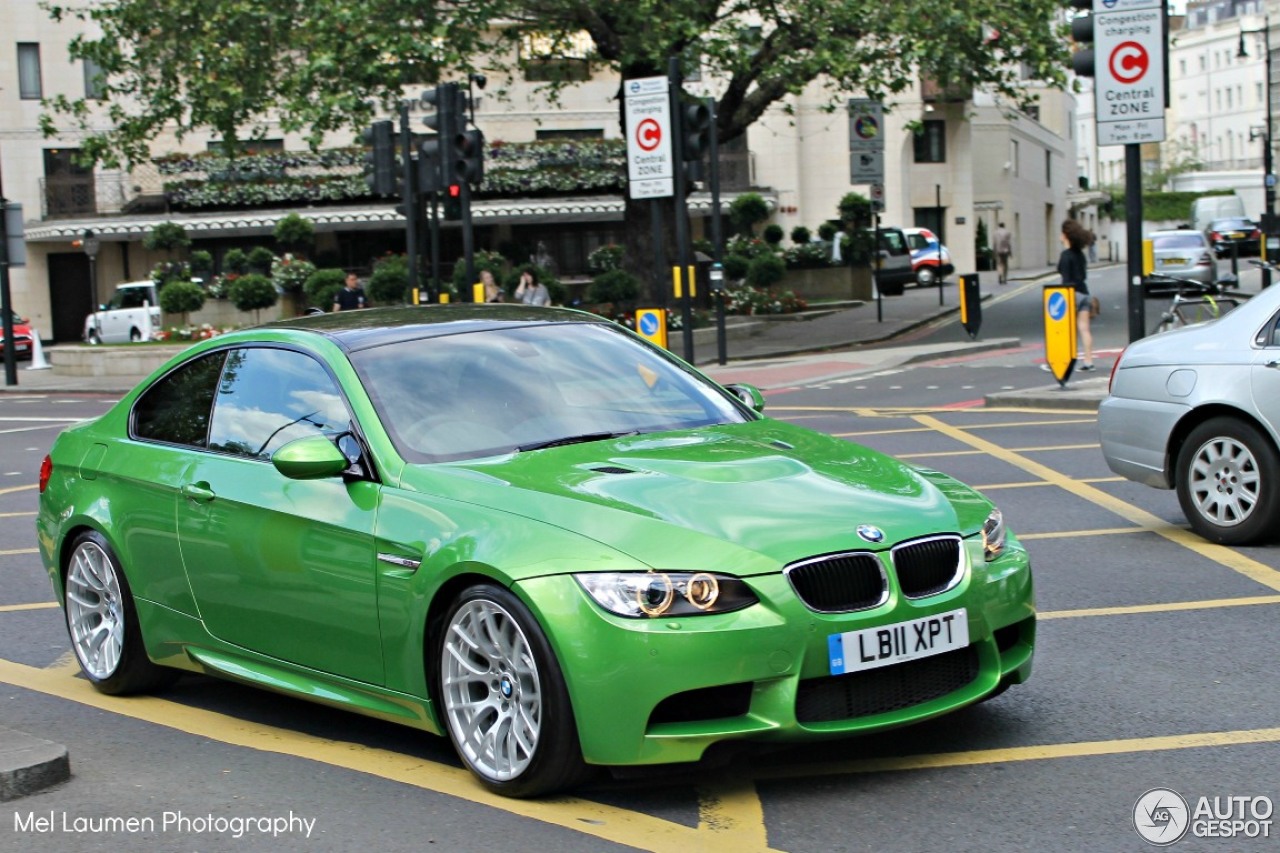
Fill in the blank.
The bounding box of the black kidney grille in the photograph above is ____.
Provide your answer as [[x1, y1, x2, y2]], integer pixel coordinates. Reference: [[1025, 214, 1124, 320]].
[[795, 645, 979, 723], [893, 536, 963, 598], [785, 552, 886, 612]]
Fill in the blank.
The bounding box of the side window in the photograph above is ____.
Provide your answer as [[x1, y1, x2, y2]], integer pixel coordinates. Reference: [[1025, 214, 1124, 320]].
[[132, 352, 227, 447], [207, 348, 350, 459]]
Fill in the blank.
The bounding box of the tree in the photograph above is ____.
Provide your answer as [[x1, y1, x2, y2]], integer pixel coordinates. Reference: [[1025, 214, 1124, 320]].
[[228, 273, 279, 323], [158, 280, 206, 327], [274, 213, 315, 256], [43, 0, 1070, 300]]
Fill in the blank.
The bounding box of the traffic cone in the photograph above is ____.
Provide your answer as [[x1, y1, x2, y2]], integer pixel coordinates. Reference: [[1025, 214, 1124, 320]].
[[26, 334, 51, 370]]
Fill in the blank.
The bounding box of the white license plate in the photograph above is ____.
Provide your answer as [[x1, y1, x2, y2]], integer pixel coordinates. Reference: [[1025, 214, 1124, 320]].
[[16, 343, 28, 351], [828, 608, 969, 675]]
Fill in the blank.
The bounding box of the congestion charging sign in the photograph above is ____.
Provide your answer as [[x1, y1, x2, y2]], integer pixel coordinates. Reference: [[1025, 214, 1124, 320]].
[[1093, 0, 1166, 146], [624, 76, 674, 199]]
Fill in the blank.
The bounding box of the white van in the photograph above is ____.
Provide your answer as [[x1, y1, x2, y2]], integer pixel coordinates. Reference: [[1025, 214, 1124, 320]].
[[1190, 195, 1246, 235], [84, 282, 161, 344]]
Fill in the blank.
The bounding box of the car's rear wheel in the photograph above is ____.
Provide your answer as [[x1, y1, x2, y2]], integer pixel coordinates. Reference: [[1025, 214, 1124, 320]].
[[129, 328, 142, 343], [1176, 417, 1280, 545], [438, 583, 586, 797], [916, 266, 937, 287], [64, 531, 176, 694]]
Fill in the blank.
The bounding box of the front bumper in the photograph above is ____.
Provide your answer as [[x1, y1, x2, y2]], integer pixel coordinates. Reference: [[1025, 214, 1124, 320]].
[[517, 537, 1034, 767]]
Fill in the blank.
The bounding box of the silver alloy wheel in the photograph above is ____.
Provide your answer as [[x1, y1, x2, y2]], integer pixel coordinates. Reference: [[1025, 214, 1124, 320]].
[[441, 598, 542, 782], [917, 267, 936, 286], [1187, 435, 1260, 527], [65, 540, 125, 680]]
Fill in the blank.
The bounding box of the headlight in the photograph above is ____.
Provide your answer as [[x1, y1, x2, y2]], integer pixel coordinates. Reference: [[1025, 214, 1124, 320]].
[[575, 572, 758, 618], [982, 508, 1006, 561]]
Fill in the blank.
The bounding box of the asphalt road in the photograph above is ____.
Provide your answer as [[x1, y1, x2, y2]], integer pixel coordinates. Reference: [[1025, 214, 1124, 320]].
[[2, 303, 1280, 851]]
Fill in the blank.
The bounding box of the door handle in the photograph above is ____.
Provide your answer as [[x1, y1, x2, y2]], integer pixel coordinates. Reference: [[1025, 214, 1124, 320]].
[[181, 482, 216, 503]]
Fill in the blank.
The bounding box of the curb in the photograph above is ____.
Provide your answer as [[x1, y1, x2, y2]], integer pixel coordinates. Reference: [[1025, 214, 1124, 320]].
[[985, 376, 1110, 410], [0, 725, 70, 801]]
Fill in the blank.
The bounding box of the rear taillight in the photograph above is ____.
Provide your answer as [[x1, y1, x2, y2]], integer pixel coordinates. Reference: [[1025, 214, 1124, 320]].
[[1253, 228, 1262, 238], [39, 455, 52, 493], [1209, 231, 1221, 241], [1108, 348, 1126, 394], [1197, 254, 1213, 266]]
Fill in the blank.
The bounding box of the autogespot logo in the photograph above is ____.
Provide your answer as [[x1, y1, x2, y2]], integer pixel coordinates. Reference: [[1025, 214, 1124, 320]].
[[1134, 788, 1190, 846]]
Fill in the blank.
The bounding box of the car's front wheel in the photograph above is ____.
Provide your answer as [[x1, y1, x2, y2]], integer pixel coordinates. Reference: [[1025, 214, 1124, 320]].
[[64, 530, 176, 694], [438, 583, 586, 797], [1176, 417, 1280, 545], [916, 266, 937, 287], [129, 328, 142, 343], [86, 330, 101, 345]]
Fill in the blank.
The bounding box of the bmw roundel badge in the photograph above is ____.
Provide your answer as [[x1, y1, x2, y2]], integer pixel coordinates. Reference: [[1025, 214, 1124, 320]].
[[856, 524, 885, 543]]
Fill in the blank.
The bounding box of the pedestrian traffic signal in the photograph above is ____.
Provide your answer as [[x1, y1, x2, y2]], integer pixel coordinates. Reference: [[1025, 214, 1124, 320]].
[[453, 129, 485, 186], [1069, 0, 1096, 77], [443, 184, 463, 221], [363, 120, 396, 196]]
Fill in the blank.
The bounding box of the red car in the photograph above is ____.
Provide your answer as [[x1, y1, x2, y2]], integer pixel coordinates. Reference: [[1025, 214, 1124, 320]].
[[1, 310, 34, 361]]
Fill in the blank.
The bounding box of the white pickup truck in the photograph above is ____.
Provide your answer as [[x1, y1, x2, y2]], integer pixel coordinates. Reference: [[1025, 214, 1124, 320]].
[[84, 282, 161, 344]]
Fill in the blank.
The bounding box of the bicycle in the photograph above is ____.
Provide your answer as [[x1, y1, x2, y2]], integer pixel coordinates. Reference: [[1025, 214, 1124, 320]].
[[1145, 274, 1247, 335]]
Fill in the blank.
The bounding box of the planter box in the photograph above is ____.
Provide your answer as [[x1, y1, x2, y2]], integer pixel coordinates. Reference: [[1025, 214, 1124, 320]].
[[782, 266, 873, 301]]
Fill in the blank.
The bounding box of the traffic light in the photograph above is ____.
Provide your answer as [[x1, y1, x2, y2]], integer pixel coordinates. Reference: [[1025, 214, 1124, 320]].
[[1069, 0, 1095, 77], [362, 120, 396, 196], [419, 137, 444, 194], [680, 101, 712, 183], [453, 129, 485, 186], [422, 83, 463, 193], [443, 184, 463, 221]]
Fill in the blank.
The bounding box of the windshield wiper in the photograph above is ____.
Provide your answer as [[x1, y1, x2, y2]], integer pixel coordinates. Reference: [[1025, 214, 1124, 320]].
[[517, 431, 639, 452]]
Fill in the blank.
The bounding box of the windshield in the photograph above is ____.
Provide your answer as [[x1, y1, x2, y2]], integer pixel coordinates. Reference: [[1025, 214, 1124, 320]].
[[352, 322, 752, 462], [1152, 234, 1206, 250]]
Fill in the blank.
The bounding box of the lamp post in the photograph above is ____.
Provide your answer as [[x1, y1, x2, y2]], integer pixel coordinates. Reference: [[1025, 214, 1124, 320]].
[[82, 228, 100, 309], [1240, 16, 1275, 287]]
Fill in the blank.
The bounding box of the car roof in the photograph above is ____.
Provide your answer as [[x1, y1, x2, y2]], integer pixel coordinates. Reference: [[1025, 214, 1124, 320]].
[[1207, 217, 1255, 225], [260, 304, 609, 352], [1148, 229, 1208, 239]]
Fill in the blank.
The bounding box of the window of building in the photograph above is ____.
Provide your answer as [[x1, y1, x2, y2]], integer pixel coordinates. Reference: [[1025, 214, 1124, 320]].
[[18, 43, 42, 99], [1045, 150, 1052, 188], [1011, 140, 1020, 176], [1179, 59, 1187, 77], [520, 31, 593, 83], [535, 129, 605, 141], [913, 120, 945, 163], [83, 56, 105, 100]]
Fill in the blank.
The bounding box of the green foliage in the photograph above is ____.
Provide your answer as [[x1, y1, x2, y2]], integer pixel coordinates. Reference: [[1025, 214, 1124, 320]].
[[790, 226, 811, 244], [817, 222, 838, 242], [975, 218, 990, 251], [763, 224, 784, 245], [273, 213, 315, 252], [449, 250, 508, 291], [838, 193, 872, 229], [725, 285, 808, 315], [271, 254, 315, 294], [725, 235, 775, 259], [228, 273, 278, 318], [745, 253, 786, 288], [247, 246, 276, 275], [588, 269, 641, 306], [158, 279, 205, 323], [190, 250, 213, 277], [223, 248, 249, 275], [150, 260, 191, 286], [784, 242, 835, 269], [143, 222, 190, 253], [1104, 190, 1206, 223], [724, 254, 750, 281], [729, 193, 770, 235], [369, 256, 409, 305], [304, 268, 347, 310], [588, 244, 625, 275]]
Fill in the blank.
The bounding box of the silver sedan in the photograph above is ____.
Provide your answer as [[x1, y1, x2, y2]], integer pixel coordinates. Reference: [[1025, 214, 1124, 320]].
[[1098, 281, 1280, 544]]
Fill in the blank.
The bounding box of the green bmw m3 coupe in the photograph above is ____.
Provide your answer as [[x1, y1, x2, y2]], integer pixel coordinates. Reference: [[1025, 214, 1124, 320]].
[[37, 305, 1034, 797]]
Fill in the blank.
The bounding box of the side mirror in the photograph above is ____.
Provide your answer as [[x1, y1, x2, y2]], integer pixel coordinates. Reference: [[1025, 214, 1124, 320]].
[[724, 382, 766, 413], [272, 435, 349, 480]]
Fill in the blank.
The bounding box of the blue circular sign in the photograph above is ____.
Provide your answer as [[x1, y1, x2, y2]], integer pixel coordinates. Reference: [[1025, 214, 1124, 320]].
[[639, 313, 659, 335], [1048, 292, 1068, 321]]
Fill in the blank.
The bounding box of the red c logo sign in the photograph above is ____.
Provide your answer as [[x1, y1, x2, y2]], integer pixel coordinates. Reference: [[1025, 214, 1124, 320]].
[[636, 118, 662, 151], [1109, 41, 1149, 85]]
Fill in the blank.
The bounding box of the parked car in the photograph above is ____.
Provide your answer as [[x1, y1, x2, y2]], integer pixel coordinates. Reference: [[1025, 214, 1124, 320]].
[[871, 226, 916, 295], [1099, 280, 1280, 545], [1206, 217, 1262, 258], [1190, 194, 1246, 235], [84, 281, 161, 344], [38, 305, 1035, 797], [903, 227, 954, 286], [1, 309, 34, 361], [1145, 229, 1219, 292]]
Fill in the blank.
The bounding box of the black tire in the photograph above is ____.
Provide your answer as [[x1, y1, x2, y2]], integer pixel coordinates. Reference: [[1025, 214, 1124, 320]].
[[129, 328, 142, 343], [916, 267, 937, 287], [437, 583, 587, 797], [87, 330, 101, 345], [63, 530, 177, 695], [1175, 417, 1280, 545]]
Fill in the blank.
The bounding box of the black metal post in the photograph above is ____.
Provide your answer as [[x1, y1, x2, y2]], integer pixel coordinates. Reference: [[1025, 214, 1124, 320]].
[[669, 56, 693, 362], [708, 96, 726, 365], [429, 192, 441, 300], [1242, 17, 1275, 287], [1125, 143, 1145, 342], [873, 211, 882, 323], [0, 192, 16, 387], [399, 102, 419, 301]]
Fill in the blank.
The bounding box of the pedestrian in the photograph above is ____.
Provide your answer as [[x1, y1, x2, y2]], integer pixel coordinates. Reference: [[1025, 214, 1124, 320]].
[[1057, 218, 1095, 371], [333, 272, 367, 312], [514, 268, 551, 306], [1087, 230, 1098, 263], [993, 222, 1013, 285], [481, 269, 504, 303]]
